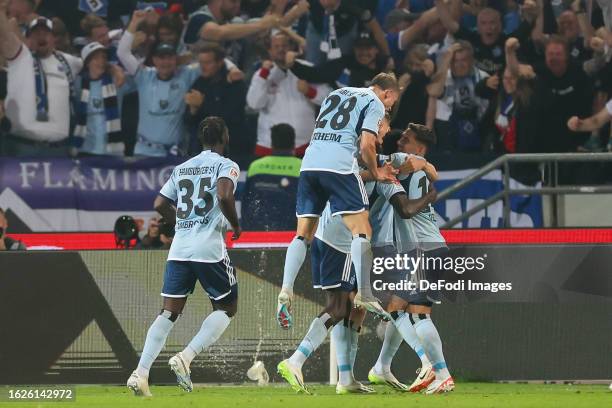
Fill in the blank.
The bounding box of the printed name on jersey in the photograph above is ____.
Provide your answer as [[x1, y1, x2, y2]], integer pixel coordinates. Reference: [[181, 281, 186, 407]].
[[311, 132, 342, 142], [177, 218, 209, 230], [178, 166, 217, 176]]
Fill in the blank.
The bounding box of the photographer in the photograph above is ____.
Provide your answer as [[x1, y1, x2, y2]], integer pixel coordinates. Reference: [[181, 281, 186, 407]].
[[138, 216, 173, 250], [0, 208, 26, 251]]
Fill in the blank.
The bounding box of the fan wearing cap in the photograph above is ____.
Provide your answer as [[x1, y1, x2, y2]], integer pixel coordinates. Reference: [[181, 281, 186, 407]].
[[117, 10, 203, 157], [0, 5, 83, 156], [73, 41, 131, 156], [286, 30, 389, 89]]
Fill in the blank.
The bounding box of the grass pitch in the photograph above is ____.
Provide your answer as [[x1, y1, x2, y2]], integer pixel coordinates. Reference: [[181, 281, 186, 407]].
[[4, 383, 610, 408]]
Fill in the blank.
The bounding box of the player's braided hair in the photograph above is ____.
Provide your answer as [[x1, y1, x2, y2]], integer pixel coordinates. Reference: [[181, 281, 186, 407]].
[[198, 116, 228, 147]]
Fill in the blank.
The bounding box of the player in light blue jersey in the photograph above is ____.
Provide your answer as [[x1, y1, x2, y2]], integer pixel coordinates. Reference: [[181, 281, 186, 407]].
[[363, 136, 439, 392], [127, 117, 241, 397], [370, 124, 454, 395], [277, 73, 400, 331]]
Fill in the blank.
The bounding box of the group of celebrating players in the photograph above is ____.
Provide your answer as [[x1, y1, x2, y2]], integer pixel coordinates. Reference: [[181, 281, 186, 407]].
[[126, 72, 454, 397]]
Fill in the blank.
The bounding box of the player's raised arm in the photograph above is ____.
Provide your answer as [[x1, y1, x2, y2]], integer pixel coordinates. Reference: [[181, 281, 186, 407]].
[[217, 178, 241, 240], [360, 132, 396, 183]]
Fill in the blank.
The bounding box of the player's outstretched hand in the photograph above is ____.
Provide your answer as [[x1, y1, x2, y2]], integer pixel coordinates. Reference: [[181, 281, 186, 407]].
[[231, 226, 242, 241], [375, 162, 399, 183]]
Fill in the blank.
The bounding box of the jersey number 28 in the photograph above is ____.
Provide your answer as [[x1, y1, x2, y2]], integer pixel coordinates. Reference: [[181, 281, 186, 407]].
[[315, 95, 357, 130]]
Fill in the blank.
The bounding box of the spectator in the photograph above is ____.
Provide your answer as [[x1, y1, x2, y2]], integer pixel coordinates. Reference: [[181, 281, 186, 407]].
[[73, 42, 129, 156], [52, 17, 76, 55], [157, 12, 185, 52], [0, 208, 26, 250], [287, 30, 389, 89], [428, 41, 491, 152], [117, 10, 201, 157], [182, 0, 280, 64], [305, 0, 389, 65], [1, 14, 82, 157], [506, 36, 593, 153], [184, 44, 249, 161], [247, 31, 331, 157], [391, 44, 435, 130], [436, 0, 539, 75], [241, 123, 301, 231], [555, 7, 593, 63], [137, 216, 172, 249], [81, 13, 112, 47]]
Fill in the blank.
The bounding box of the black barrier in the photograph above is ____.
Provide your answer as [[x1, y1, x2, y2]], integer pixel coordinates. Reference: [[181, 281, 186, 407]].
[[0, 247, 611, 384]]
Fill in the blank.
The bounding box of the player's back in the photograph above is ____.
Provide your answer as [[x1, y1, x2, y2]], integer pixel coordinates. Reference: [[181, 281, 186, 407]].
[[398, 170, 446, 251], [301, 87, 385, 174], [160, 150, 240, 262]]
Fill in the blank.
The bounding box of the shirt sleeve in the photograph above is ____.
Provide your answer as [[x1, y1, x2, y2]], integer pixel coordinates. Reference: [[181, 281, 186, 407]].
[[184, 14, 213, 44], [376, 180, 405, 201], [218, 159, 240, 191], [606, 99, 612, 115], [361, 98, 385, 135], [159, 170, 178, 201]]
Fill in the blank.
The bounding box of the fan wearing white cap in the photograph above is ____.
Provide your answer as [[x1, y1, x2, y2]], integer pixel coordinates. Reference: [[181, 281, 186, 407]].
[[73, 41, 129, 156], [0, 2, 83, 155]]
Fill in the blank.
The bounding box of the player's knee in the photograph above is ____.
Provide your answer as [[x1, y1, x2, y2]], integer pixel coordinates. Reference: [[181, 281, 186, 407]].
[[160, 309, 181, 322], [214, 300, 237, 318]]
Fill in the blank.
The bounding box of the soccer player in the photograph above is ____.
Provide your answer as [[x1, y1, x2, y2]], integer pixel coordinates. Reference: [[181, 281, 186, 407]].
[[370, 124, 454, 394], [277, 73, 400, 330], [126, 117, 241, 396]]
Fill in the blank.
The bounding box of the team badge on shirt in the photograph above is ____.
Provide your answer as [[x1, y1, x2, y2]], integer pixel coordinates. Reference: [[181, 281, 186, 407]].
[[159, 100, 169, 109]]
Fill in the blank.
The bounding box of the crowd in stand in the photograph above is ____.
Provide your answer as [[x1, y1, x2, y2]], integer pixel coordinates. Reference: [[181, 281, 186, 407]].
[[0, 0, 611, 171]]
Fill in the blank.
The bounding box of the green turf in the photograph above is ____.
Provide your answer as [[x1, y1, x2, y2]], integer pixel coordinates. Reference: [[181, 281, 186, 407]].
[[2, 383, 610, 408]]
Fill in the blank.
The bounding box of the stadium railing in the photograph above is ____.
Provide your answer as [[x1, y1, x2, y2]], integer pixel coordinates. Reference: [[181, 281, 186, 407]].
[[436, 153, 612, 228]]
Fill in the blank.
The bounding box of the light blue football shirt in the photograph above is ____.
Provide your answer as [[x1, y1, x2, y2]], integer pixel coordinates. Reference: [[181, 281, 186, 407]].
[[160, 150, 240, 262], [301, 87, 386, 174], [133, 64, 200, 156], [398, 170, 446, 251], [368, 181, 406, 248]]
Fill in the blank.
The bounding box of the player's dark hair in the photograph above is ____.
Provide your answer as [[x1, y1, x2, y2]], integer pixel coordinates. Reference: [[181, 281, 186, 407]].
[[370, 72, 399, 91], [198, 116, 228, 147], [198, 43, 226, 61], [382, 129, 403, 155], [407, 123, 436, 150], [271, 123, 296, 151]]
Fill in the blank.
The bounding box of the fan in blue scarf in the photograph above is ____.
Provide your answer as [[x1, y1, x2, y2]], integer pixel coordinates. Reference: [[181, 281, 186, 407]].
[[73, 70, 121, 146]]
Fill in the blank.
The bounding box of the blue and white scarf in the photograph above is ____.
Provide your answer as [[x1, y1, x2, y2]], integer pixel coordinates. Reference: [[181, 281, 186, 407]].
[[73, 71, 121, 145], [33, 51, 75, 122]]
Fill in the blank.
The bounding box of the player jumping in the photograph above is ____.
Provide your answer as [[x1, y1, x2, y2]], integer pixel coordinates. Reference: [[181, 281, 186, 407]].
[[127, 117, 241, 396], [277, 73, 400, 331]]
